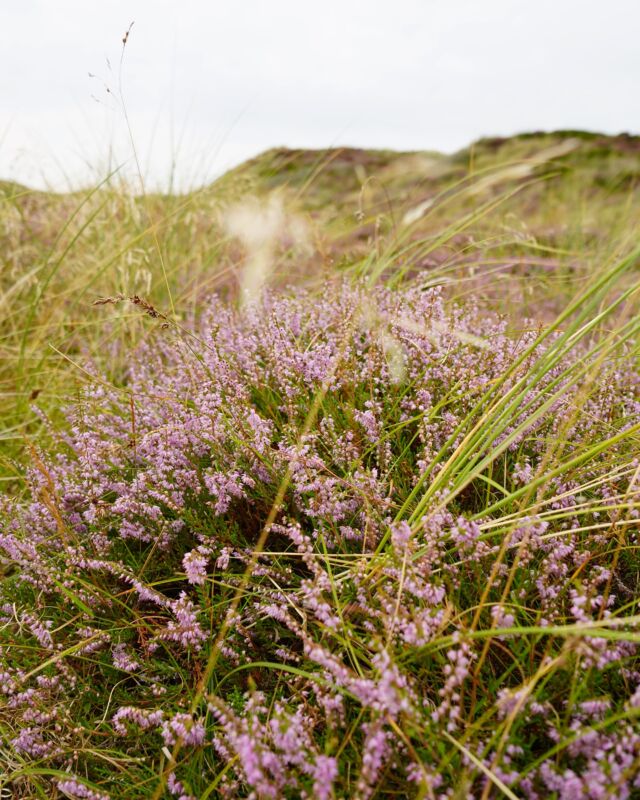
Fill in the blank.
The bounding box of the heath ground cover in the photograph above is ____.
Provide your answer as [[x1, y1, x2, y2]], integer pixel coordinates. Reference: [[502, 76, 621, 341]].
[[1, 136, 640, 798]]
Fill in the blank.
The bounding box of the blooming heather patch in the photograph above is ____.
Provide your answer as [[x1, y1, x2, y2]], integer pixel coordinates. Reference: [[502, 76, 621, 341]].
[[1, 282, 639, 798]]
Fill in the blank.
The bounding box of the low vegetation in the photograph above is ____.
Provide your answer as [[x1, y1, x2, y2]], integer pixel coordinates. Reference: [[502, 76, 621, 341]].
[[1, 133, 639, 797]]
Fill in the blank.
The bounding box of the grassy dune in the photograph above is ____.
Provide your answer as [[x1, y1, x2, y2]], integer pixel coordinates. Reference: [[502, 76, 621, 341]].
[[0, 132, 639, 798]]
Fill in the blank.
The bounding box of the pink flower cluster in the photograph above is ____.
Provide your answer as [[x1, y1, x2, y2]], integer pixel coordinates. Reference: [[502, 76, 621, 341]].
[[1, 281, 638, 797]]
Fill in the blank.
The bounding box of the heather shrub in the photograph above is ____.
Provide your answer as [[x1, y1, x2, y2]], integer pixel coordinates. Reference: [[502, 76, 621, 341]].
[[1, 280, 639, 798]]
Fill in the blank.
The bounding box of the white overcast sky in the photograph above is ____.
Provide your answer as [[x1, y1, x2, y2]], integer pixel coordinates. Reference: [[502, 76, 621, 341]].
[[2, 0, 639, 190]]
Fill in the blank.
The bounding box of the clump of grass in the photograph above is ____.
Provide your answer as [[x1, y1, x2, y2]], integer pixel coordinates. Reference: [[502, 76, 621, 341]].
[[0, 252, 638, 798], [0, 178, 312, 481]]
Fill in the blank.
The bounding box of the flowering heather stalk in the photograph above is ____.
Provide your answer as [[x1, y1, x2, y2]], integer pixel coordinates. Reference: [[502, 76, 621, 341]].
[[0, 279, 639, 798]]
